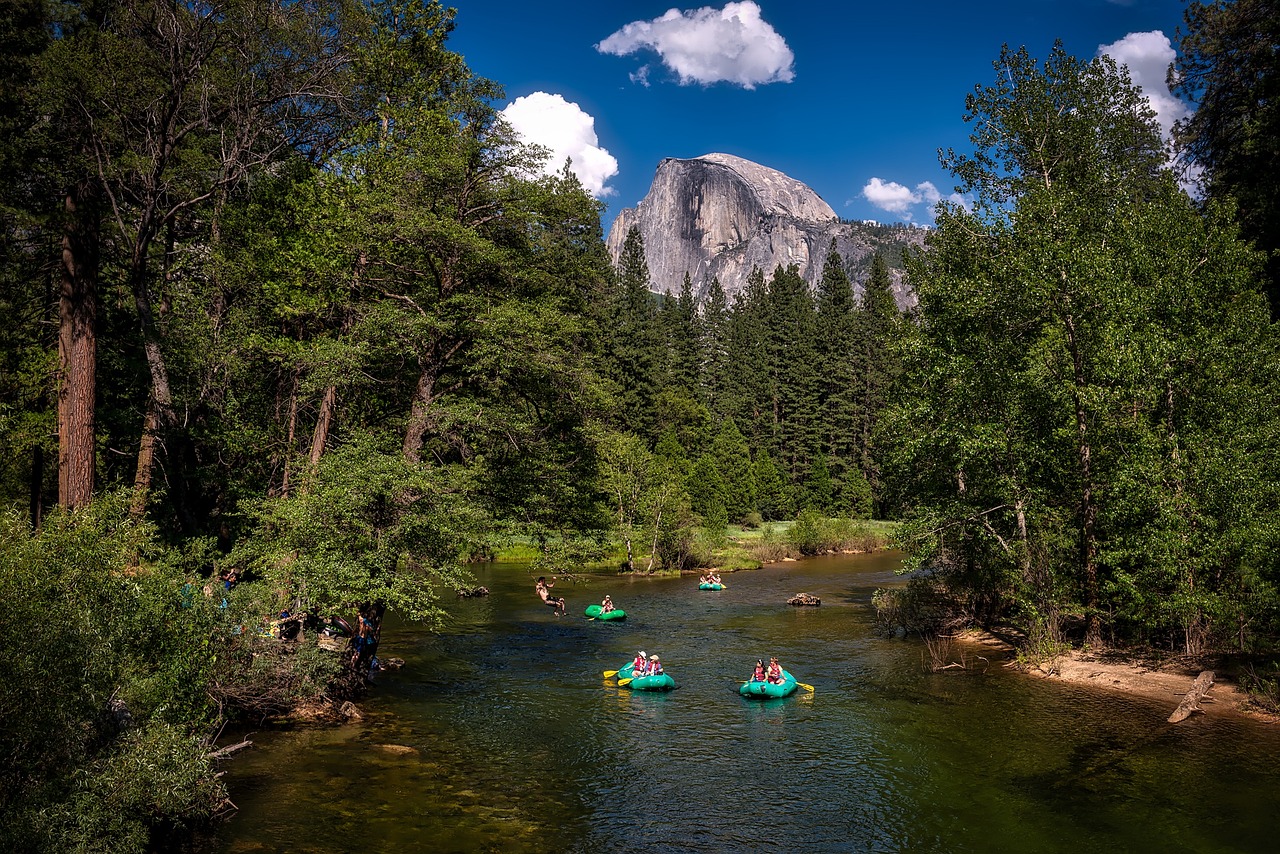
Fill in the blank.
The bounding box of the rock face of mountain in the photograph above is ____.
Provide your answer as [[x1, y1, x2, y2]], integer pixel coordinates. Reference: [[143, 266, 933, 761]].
[[605, 153, 922, 308]]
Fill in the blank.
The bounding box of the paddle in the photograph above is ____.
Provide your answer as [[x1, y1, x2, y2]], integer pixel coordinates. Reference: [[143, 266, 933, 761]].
[[617, 677, 633, 686], [796, 682, 816, 692], [603, 669, 620, 678]]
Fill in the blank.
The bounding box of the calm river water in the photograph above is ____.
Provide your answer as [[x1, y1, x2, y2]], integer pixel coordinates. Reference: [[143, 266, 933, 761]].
[[213, 551, 1280, 853]]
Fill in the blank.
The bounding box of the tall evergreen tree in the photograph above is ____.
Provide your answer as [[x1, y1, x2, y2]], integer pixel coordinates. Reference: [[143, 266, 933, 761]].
[[605, 227, 660, 436], [765, 264, 820, 486], [724, 268, 771, 447], [855, 252, 901, 513], [813, 240, 860, 508], [697, 276, 731, 417], [711, 417, 756, 521]]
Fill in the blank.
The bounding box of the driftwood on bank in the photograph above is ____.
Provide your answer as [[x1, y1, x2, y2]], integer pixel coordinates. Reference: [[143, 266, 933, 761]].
[[1168, 670, 1215, 723], [207, 739, 252, 760]]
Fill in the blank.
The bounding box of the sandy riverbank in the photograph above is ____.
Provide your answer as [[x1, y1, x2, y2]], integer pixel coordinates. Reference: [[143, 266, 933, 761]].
[[954, 629, 1275, 724]]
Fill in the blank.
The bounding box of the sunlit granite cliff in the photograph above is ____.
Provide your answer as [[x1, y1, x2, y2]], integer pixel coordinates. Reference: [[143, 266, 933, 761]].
[[605, 153, 922, 308]]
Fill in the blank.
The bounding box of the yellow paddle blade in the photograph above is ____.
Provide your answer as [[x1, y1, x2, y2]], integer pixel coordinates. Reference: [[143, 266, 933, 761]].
[[617, 677, 633, 686], [603, 669, 619, 678], [796, 682, 815, 692]]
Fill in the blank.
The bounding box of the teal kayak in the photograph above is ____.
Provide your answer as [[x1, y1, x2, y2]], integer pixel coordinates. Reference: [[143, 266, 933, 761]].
[[740, 669, 798, 698], [698, 582, 723, 591], [585, 604, 626, 621], [616, 661, 674, 692]]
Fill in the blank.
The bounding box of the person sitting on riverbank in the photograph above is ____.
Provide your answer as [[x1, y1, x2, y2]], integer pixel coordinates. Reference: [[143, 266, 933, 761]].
[[751, 659, 766, 682], [631, 650, 647, 676], [601, 594, 615, 613], [535, 577, 566, 616], [767, 656, 784, 684], [646, 654, 663, 676]]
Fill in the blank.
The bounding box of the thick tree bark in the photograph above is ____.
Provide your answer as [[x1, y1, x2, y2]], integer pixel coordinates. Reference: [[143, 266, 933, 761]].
[[309, 384, 337, 467], [57, 183, 98, 509], [131, 401, 159, 517]]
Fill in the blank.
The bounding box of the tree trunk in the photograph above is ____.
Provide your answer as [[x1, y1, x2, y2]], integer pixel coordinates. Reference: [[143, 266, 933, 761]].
[[131, 401, 160, 517], [281, 370, 300, 497], [1167, 671, 1215, 723], [57, 183, 98, 509], [29, 446, 44, 530], [129, 221, 177, 504], [1064, 311, 1102, 648], [402, 366, 438, 464], [309, 383, 337, 467]]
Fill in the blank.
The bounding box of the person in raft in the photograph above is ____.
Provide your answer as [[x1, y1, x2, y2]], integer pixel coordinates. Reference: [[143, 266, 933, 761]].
[[631, 650, 648, 676], [766, 656, 784, 684], [751, 659, 766, 682], [535, 577, 566, 616], [708, 571, 722, 585], [646, 654, 663, 676], [601, 594, 615, 613]]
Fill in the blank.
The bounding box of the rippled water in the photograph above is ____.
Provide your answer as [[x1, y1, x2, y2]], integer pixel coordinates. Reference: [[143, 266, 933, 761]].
[[214, 552, 1280, 853]]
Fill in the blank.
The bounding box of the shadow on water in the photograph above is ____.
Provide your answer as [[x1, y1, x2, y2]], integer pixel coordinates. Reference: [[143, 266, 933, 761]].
[[213, 552, 1280, 853]]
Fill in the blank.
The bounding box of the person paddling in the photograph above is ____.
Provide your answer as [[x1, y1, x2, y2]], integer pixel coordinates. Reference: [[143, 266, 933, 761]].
[[646, 654, 663, 676], [601, 594, 616, 613], [766, 656, 784, 684], [631, 650, 648, 677], [535, 576, 566, 616], [750, 659, 766, 682]]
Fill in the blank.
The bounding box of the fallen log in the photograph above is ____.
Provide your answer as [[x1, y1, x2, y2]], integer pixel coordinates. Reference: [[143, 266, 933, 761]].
[[1167, 670, 1215, 723], [787, 593, 821, 606], [207, 739, 252, 760]]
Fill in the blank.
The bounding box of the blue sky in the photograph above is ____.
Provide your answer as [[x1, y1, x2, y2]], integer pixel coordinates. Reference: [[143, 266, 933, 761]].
[[447, 1, 1193, 231]]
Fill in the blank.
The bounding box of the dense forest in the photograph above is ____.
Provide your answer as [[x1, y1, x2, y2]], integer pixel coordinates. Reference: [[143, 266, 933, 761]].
[[2, 0, 1278, 848]]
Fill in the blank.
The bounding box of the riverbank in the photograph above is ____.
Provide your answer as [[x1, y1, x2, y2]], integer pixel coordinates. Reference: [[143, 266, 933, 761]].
[[954, 629, 1274, 723]]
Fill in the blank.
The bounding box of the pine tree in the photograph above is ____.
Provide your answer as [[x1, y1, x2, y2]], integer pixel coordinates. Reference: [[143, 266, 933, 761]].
[[697, 277, 731, 417], [752, 448, 790, 521], [711, 418, 757, 521], [854, 252, 902, 513], [813, 240, 861, 511], [605, 227, 660, 436], [765, 265, 820, 487]]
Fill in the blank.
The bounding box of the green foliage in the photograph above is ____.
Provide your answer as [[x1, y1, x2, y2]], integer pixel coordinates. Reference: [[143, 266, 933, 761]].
[[1173, 0, 1280, 312], [888, 42, 1280, 652], [0, 497, 225, 848], [231, 437, 475, 626]]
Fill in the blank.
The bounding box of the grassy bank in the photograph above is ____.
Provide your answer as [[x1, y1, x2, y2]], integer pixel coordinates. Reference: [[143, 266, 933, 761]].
[[490, 515, 900, 573]]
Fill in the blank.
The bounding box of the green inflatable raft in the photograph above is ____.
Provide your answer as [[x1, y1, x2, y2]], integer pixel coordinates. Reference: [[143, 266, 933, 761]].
[[698, 582, 723, 591], [740, 670, 798, 699], [617, 662, 674, 692], [585, 604, 627, 621]]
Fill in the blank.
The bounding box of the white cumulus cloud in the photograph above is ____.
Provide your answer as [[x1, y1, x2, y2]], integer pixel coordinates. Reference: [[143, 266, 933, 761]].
[[596, 1, 794, 89], [1097, 31, 1190, 145], [500, 92, 619, 198], [860, 178, 963, 220]]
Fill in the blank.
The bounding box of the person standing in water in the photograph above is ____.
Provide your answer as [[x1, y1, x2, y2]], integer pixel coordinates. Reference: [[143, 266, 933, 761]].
[[535, 576, 566, 616]]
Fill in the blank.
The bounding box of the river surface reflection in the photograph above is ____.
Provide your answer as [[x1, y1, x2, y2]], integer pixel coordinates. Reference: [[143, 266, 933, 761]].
[[214, 551, 1280, 853]]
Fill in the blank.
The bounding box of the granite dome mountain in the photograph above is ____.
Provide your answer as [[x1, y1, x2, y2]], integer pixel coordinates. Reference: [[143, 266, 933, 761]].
[[605, 153, 924, 308]]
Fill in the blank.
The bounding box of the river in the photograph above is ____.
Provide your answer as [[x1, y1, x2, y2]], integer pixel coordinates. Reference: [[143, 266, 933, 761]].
[[213, 551, 1280, 853]]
